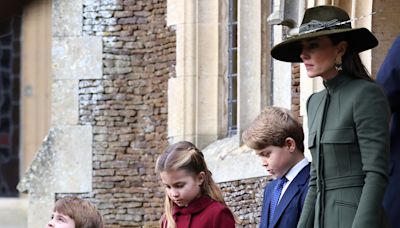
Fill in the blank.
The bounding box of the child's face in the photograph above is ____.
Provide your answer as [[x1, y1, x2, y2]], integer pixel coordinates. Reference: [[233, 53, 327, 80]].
[[257, 144, 294, 178], [160, 169, 204, 207], [46, 211, 75, 228]]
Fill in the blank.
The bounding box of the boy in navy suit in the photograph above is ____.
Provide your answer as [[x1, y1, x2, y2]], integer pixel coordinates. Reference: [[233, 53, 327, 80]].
[[242, 107, 310, 228]]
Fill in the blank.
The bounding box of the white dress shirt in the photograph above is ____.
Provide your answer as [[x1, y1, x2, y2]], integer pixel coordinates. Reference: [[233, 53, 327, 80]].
[[279, 157, 309, 202]]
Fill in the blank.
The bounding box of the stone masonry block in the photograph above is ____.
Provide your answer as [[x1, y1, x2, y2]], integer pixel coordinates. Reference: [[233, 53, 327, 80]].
[[17, 126, 93, 228], [53, 0, 83, 36], [52, 79, 79, 125], [52, 36, 102, 80]]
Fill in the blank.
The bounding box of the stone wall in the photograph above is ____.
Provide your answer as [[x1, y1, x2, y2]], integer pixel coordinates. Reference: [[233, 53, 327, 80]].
[[220, 176, 270, 228], [77, 0, 272, 227], [79, 0, 175, 226], [372, 0, 400, 77], [291, 64, 302, 123]]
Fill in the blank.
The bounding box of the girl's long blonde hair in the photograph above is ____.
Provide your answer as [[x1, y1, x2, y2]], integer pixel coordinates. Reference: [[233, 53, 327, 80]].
[[155, 141, 228, 228]]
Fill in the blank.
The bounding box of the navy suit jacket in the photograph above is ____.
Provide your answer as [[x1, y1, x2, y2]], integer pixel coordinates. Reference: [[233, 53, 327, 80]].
[[376, 35, 400, 228], [260, 164, 310, 228]]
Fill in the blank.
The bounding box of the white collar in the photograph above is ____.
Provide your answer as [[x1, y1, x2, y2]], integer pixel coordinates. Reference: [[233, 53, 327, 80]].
[[284, 157, 309, 182]]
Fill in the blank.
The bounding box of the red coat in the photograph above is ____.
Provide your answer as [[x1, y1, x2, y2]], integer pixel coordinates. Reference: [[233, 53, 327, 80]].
[[161, 195, 235, 228]]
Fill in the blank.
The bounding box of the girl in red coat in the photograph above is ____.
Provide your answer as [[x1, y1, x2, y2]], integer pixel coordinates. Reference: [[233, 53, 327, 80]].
[[155, 141, 236, 228]]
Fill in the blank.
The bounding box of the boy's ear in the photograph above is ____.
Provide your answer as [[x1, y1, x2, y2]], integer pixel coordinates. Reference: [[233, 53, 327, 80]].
[[285, 137, 296, 153]]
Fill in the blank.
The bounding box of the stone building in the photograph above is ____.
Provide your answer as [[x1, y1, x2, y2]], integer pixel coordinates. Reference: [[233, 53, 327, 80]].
[[0, 0, 399, 227]]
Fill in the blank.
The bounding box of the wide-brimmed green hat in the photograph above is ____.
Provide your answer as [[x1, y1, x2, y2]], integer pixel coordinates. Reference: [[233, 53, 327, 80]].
[[271, 5, 378, 62]]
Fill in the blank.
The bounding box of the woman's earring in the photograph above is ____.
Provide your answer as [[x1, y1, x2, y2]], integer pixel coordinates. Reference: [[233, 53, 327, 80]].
[[335, 56, 343, 71]]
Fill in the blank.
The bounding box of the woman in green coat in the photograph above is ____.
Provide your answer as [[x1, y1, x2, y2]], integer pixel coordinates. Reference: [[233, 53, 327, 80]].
[[271, 5, 390, 228]]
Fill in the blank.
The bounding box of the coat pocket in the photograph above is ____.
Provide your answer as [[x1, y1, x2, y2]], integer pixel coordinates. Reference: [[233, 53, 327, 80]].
[[335, 200, 358, 228], [321, 127, 355, 144]]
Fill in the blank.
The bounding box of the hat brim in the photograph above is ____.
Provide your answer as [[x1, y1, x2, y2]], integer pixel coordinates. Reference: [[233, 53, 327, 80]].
[[271, 28, 378, 62]]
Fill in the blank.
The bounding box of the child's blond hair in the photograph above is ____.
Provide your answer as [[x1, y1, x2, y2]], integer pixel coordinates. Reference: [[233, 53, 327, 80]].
[[155, 141, 230, 228], [242, 106, 304, 152], [53, 196, 104, 228]]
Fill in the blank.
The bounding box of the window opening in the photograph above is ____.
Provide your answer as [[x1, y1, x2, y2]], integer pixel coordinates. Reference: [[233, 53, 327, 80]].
[[0, 14, 21, 197], [227, 0, 238, 136]]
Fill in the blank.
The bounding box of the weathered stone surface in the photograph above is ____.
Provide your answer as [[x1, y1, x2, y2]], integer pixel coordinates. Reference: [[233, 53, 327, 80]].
[[18, 126, 93, 228], [219, 177, 270, 227], [52, 80, 79, 125], [52, 37, 102, 80], [36, 0, 272, 227], [203, 137, 267, 182], [291, 64, 302, 123], [53, 0, 83, 36]]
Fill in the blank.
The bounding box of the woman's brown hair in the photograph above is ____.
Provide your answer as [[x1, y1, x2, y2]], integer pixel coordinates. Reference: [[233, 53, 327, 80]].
[[329, 33, 374, 81]]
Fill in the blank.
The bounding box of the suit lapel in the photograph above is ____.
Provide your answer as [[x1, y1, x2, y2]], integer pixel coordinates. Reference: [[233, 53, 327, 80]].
[[270, 164, 311, 227]]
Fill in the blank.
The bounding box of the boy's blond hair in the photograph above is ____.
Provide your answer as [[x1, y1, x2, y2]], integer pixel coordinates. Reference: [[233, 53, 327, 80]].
[[242, 107, 304, 152], [53, 196, 104, 228]]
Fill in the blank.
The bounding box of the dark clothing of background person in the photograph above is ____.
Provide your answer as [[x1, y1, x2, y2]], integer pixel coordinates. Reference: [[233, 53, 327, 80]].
[[376, 35, 400, 228]]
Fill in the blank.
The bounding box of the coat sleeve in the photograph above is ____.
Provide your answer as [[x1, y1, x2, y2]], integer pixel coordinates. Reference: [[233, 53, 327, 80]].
[[297, 154, 316, 228], [297, 95, 317, 228], [351, 82, 390, 228]]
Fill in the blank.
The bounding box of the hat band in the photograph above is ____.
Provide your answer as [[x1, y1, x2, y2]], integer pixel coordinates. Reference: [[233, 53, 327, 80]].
[[299, 19, 351, 35]]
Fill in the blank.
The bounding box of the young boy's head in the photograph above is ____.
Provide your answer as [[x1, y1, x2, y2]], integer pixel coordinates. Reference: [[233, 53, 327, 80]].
[[46, 196, 104, 228], [242, 107, 304, 178]]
